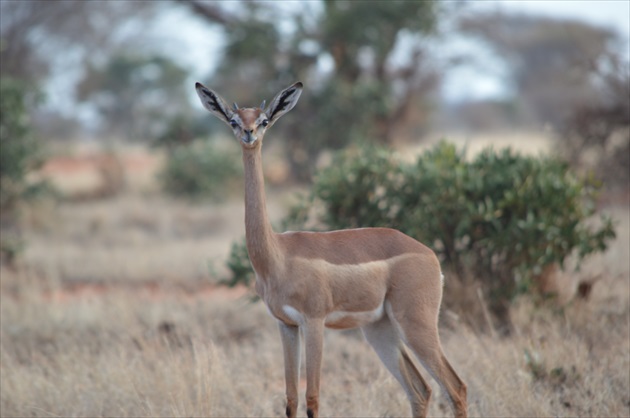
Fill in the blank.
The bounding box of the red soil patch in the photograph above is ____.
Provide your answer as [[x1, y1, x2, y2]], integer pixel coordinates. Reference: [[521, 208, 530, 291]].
[[41, 281, 250, 304], [38, 150, 163, 195], [40, 152, 161, 176]]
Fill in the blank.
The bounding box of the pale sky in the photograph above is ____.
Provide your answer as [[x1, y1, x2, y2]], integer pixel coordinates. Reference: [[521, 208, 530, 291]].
[[485, 0, 629, 36], [442, 0, 630, 101]]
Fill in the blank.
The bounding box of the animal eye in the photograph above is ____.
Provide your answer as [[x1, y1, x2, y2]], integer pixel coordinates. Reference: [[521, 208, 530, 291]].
[[261, 119, 269, 127], [230, 120, 239, 128]]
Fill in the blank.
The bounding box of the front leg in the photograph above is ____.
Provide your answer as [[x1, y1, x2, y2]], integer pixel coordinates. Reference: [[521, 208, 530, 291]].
[[303, 319, 324, 418], [279, 322, 301, 418]]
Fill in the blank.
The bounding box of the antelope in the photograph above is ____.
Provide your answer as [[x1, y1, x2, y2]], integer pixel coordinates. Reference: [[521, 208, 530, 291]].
[[195, 81, 467, 418]]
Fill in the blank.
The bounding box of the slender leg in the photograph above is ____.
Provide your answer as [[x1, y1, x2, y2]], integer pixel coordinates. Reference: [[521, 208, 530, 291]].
[[303, 320, 324, 418], [408, 338, 467, 418], [400, 348, 433, 417], [279, 322, 301, 418], [388, 306, 467, 418], [363, 315, 432, 417]]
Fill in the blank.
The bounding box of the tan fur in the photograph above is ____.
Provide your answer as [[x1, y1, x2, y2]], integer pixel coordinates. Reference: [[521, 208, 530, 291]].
[[195, 82, 467, 418]]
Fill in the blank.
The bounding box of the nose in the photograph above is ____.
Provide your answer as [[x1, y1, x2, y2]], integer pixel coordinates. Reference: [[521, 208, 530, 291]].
[[243, 129, 255, 144]]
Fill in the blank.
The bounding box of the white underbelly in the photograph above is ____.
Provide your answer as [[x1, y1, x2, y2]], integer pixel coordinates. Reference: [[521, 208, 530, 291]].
[[325, 304, 384, 329], [281, 304, 384, 330]]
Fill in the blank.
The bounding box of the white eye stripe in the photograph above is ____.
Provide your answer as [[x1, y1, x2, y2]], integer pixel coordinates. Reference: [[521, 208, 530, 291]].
[[229, 115, 243, 128], [255, 114, 269, 125]]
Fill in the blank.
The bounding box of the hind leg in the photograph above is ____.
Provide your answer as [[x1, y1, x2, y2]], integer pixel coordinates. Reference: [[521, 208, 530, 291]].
[[362, 315, 432, 417], [387, 303, 467, 418]]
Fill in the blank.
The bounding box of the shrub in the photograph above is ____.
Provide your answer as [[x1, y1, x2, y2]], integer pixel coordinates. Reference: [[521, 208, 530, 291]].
[[225, 142, 615, 323], [390, 143, 615, 314], [0, 78, 51, 266], [0, 79, 45, 211], [158, 139, 241, 200], [223, 238, 254, 288]]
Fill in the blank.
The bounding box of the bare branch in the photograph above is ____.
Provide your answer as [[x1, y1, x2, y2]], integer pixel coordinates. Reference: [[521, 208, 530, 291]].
[[175, 0, 239, 26]]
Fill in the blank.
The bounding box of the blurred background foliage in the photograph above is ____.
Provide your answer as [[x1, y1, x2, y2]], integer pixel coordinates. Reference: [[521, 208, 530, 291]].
[[204, 0, 441, 180], [0, 78, 52, 265], [158, 138, 241, 200], [0, 0, 628, 316], [77, 53, 193, 142], [1, 0, 626, 183]]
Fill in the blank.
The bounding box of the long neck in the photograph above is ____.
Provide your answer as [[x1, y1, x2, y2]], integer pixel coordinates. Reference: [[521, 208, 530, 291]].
[[242, 148, 277, 277]]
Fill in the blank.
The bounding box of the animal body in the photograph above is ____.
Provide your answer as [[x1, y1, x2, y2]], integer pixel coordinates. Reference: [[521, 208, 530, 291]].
[[195, 81, 467, 418]]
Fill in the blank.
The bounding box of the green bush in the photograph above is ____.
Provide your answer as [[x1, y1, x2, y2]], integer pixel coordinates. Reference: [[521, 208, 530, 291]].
[[0, 78, 45, 211], [158, 139, 241, 200], [225, 141, 615, 318], [223, 238, 254, 288], [389, 143, 614, 310], [0, 78, 50, 265]]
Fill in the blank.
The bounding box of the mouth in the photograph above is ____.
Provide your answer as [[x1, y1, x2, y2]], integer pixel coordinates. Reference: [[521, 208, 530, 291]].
[[241, 132, 258, 145]]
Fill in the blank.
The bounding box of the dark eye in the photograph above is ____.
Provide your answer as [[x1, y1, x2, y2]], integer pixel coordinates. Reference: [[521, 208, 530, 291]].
[[230, 120, 239, 129], [261, 119, 269, 127]]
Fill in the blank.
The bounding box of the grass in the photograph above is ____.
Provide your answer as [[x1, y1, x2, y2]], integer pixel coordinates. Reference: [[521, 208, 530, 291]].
[[1, 146, 629, 417]]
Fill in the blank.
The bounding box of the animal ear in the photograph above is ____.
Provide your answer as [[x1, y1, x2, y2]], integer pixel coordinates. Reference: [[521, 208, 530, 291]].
[[195, 82, 233, 124], [265, 82, 303, 127]]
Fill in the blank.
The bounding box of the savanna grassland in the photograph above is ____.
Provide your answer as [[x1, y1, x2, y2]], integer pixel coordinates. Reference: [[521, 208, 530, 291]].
[[1, 140, 629, 417]]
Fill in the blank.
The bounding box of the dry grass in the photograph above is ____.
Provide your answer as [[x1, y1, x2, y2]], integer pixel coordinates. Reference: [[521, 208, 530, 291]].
[[1, 144, 629, 417], [20, 193, 244, 284]]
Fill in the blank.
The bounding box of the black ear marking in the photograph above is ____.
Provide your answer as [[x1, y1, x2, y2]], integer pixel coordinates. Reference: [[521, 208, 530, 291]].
[[205, 93, 230, 121], [196, 82, 233, 122], [210, 99, 229, 119], [200, 87, 216, 100], [269, 88, 296, 121]]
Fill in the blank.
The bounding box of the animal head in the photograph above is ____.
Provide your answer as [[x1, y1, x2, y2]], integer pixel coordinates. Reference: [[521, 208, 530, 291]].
[[195, 81, 303, 149]]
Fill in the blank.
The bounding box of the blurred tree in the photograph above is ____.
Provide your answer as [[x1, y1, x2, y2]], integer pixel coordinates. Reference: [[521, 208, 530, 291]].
[[179, 0, 443, 180], [0, 78, 51, 266], [77, 53, 193, 141], [559, 50, 629, 192], [0, 0, 156, 83], [1, 0, 159, 141], [458, 12, 620, 128]]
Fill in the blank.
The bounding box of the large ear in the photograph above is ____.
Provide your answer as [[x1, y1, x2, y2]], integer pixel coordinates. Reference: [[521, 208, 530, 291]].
[[195, 82, 233, 124], [265, 82, 303, 127]]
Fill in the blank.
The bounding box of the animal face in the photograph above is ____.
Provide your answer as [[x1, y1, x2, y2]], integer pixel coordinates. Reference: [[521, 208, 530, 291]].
[[195, 82, 303, 149]]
